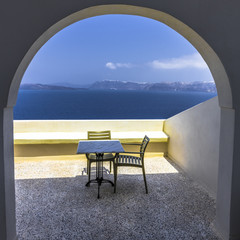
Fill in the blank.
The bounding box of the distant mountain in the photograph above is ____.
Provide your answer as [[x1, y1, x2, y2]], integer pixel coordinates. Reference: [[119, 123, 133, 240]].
[[90, 80, 217, 93], [20, 84, 86, 90], [50, 82, 91, 88], [90, 80, 146, 90], [20, 81, 217, 93], [144, 81, 217, 93]]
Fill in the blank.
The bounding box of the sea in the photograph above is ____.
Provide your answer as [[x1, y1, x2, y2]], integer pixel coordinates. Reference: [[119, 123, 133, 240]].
[[13, 90, 217, 120]]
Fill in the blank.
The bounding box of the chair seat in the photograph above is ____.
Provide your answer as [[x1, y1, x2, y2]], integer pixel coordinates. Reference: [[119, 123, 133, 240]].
[[88, 153, 115, 161], [116, 155, 142, 166]]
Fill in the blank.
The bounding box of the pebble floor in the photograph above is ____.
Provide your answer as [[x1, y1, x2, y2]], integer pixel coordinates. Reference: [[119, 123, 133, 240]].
[[15, 154, 221, 240]]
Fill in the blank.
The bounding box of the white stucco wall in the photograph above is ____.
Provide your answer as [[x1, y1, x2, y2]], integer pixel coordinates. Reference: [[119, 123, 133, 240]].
[[164, 97, 220, 198]]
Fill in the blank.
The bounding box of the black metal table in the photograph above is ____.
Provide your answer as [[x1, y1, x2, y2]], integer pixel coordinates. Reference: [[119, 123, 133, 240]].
[[77, 140, 124, 198]]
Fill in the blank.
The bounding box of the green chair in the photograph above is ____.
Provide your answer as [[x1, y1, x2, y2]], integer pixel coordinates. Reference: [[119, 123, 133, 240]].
[[114, 135, 150, 194], [86, 130, 115, 182]]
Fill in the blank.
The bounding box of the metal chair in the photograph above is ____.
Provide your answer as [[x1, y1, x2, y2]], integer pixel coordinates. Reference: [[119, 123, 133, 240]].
[[114, 135, 150, 194], [86, 131, 115, 182]]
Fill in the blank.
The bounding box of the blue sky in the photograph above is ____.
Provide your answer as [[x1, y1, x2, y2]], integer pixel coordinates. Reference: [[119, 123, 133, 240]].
[[22, 15, 214, 87]]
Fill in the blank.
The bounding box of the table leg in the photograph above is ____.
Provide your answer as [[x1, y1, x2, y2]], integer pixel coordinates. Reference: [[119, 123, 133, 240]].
[[97, 153, 103, 199], [85, 153, 114, 198]]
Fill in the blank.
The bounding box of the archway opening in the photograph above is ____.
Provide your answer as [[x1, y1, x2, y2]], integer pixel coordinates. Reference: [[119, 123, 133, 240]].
[[14, 14, 217, 120]]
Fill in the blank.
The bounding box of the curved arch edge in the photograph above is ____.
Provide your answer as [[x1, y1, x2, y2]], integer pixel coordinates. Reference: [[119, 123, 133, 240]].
[[7, 4, 232, 109]]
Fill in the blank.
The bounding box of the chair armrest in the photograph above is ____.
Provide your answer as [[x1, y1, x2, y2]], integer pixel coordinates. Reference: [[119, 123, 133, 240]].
[[122, 143, 141, 145]]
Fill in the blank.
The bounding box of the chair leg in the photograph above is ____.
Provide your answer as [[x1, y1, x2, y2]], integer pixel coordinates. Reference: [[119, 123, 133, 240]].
[[114, 164, 117, 193], [87, 159, 89, 175], [142, 166, 148, 194], [109, 161, 112, 173], [88, 161, 91, 184]]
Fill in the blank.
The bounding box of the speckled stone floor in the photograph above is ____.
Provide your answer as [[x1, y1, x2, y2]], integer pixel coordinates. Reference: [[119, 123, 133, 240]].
[[15, 154, 220, 240]]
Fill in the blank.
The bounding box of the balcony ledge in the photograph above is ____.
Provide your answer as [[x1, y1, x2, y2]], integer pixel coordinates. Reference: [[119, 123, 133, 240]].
[[14, 131, 169, 144]]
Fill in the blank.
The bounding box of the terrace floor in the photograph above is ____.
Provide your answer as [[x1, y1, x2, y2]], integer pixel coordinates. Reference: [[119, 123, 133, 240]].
[[15, 154, 220, 239]]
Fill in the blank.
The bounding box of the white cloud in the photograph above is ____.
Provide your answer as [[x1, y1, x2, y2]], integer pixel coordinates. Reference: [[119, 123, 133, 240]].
[[106, 62, 116, 69], [149, 53, 208, 70], [106, 62, 133, 70]]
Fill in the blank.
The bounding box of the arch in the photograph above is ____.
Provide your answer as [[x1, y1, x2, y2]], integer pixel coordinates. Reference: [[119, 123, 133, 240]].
[[3, 4, 236, 240], [7, 4, 232, 109]]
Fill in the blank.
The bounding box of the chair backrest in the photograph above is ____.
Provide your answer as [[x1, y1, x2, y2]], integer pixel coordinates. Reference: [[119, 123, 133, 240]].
[[140, 135, 150, 154], [87, 130, 111, 140]]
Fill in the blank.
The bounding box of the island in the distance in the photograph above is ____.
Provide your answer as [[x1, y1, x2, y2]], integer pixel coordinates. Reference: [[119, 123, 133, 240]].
[[20, 80, 217, 93]]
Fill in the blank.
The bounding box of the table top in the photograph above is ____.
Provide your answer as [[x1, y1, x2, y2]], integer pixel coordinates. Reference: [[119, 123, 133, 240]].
[[77, 140, 124, 154]]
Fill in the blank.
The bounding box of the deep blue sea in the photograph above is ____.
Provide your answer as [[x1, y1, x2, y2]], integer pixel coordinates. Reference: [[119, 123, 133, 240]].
[[13, 90, 217, 120]]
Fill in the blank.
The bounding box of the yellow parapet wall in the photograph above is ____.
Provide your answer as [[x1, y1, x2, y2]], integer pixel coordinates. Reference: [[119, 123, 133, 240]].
[[14, 119, 168, 144], [14, 120, 169, 157]]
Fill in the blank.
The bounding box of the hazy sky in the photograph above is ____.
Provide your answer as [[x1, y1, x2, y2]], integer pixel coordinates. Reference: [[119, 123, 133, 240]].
[[22, 15, 214, 87]]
